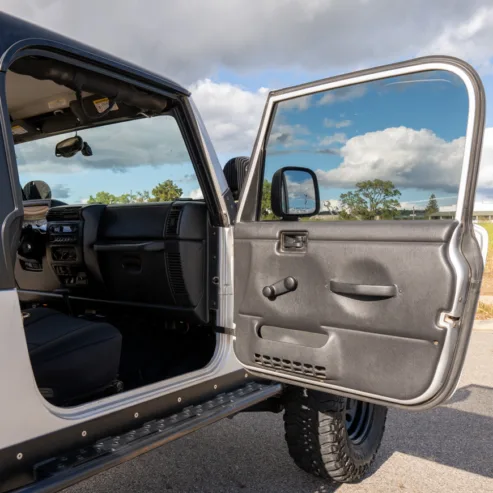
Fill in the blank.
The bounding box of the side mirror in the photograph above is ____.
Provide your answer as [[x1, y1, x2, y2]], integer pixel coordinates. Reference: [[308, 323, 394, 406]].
[[271, 167, 320, 219], [55, 136, 84, 158]]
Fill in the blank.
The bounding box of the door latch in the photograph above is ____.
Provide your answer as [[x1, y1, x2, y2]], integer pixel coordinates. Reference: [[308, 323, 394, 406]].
[[281, 232, 307, 252]]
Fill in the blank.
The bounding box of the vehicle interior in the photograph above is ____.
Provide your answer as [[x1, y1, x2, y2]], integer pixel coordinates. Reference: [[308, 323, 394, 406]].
[[6, 55, 236, 407]]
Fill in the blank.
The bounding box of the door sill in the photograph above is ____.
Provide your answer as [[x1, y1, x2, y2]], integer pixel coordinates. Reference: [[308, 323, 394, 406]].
[[11, 382, 282, 493]]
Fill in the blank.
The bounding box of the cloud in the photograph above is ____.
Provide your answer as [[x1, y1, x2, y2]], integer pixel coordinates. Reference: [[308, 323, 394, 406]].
[[279, 95, 312, 111], [316, 126, 465, 193], [51, 183, 71, 199], [189, 187, 204, 200], [318, 133, 347, 146], [180, 173, 198, 183], [324, 118, 352, 128], [420, 6, 493, 73], [2, 1, 492, 86], [477, 127, 493, 197], [317, 85, 367, 105], [15, 116, 192, 174], [268, 123, 310, 149], [190, 79, 268, 155]]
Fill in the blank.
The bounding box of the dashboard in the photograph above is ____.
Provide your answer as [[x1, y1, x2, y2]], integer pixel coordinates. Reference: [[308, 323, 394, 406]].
[[17, 200, 211, 323]]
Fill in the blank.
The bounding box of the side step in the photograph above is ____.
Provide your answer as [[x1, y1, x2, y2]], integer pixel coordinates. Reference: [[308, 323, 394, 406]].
[[15, 382, 282, 493]]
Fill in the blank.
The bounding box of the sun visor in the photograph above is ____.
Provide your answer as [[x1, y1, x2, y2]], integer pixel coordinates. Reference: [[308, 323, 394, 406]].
[[11, 120, 40, 143], [41, 113, 79, 134]]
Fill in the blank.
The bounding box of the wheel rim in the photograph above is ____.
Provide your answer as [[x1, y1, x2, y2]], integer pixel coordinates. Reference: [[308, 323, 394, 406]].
[[345, 398, 375, 445]]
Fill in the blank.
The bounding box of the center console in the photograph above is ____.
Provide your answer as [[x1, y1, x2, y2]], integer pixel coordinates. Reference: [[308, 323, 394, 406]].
[[47, 206, 88, 286]]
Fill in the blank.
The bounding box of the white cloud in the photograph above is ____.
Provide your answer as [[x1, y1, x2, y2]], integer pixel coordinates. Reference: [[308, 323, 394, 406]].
[[268, 123, 310, 149], [317, 85, 367, 105], [320, 198, 341, 212], [2, 1, 492, 86], [189, 187, 204, 200], [51, 183, 71, 199], [324, 118, 352, 128], [190, 79, 268, 155], [16, 115, 192, 174], [477, 127, 493, 197], [420, 6, 493, 72], [318, 133, 347, 146], [317, 127, 465, 193]]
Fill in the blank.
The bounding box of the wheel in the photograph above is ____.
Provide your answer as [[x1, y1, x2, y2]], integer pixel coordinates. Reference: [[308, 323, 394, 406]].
[[283, 386, 387, 483]]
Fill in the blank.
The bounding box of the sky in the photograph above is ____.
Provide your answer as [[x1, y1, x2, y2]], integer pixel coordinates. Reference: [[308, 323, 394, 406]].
[[4, 0, 493, 209]]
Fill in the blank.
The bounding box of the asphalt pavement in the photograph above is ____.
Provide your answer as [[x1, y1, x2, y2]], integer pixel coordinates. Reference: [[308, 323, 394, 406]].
[[68, 330, 493, 493]]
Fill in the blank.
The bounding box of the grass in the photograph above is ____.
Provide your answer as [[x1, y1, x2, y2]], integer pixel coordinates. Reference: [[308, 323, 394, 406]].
[[478, 222, 493, 297], [475, 301, 493, 320]]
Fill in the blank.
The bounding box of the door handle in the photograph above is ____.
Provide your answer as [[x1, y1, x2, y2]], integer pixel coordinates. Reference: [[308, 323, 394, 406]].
[[281, 232, 307, 252], [262, 276, 298, 300], [330, 281, 397, 298]]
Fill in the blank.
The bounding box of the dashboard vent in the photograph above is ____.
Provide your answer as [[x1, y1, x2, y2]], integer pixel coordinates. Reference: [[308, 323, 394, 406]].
[[165, 207, 181, 236], [166, 251, 188, 299], [47, 206, 82, 222]]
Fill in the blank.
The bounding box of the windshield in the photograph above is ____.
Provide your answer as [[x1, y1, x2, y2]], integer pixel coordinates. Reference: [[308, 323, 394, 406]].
[[16, 115, 202, 204]]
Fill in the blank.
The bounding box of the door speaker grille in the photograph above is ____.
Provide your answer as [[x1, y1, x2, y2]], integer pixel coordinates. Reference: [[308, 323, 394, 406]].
[[254, 353, 326, 379]]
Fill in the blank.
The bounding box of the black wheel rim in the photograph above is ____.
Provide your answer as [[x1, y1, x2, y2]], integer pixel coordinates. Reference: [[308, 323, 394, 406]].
[[345, 398, 374, 445]]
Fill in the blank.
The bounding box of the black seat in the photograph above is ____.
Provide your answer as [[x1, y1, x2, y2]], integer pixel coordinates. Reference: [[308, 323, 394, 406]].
[[223, 156, 249, 200], [24, 308, 122, 405]]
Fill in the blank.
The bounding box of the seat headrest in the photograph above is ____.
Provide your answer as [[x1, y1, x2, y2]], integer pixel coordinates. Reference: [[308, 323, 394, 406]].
[[223, 156, 249, 200]]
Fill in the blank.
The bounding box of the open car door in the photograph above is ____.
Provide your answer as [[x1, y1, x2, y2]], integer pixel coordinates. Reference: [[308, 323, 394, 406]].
[[233, 56, 486, 410]]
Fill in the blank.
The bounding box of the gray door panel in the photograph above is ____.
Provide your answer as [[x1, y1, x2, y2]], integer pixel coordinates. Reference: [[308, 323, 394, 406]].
[[234, 220, 460, 402]]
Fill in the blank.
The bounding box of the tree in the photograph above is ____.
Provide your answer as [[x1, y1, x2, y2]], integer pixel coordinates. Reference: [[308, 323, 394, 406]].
[[425, 193, 439, 218], [339, 179, 401, 220], [150, 180, 183, 202], [87, 180, 182, 205], [87, 191, 119, 205], [260, 179, 279, 220]]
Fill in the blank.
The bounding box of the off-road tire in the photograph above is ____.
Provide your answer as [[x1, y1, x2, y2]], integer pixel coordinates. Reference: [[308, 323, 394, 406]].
[[283, 387, 387, 483]]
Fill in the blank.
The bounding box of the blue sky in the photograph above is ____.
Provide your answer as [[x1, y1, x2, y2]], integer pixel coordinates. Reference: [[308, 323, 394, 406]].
[[264, 70, 469, 209]]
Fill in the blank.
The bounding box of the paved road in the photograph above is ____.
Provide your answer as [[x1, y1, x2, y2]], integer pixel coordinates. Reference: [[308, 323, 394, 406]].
[[69, 331, 493, 493]]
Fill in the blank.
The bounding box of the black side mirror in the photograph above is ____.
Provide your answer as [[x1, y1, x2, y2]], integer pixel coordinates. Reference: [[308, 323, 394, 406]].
[[271, 167, 320, 220]]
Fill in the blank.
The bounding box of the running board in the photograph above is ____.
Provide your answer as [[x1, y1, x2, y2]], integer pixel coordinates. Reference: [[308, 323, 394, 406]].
[[15, 382, 282, 493]]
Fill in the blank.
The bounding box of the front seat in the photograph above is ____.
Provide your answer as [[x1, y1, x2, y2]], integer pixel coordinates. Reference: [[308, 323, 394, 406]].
[[223, 156, 249, 201], [24, 307, 122, 405]]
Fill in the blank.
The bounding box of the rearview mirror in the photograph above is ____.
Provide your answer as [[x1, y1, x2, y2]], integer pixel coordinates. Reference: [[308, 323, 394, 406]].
[[55, 136, 83, 158], [55, 135, 92, 158], [271, 167, 320, 219]]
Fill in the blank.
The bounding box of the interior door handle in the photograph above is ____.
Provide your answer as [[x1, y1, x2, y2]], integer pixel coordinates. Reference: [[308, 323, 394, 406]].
[[281, 232, 307, 251], [262, 276, 298, 300], [330, 281, 397, 298]]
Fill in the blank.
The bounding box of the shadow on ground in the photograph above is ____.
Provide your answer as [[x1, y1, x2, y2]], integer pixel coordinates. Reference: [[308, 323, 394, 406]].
[[373, 384, 493, 480]]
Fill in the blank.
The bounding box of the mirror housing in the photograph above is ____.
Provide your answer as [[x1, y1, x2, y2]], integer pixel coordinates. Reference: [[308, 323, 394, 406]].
[[55, 136, 84, 158], [271, 167, 320, 219]]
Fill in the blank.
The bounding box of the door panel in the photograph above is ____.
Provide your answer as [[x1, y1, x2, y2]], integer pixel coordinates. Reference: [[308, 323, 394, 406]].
[[233, 56, 486, 409], [235, 220, 458, 402]]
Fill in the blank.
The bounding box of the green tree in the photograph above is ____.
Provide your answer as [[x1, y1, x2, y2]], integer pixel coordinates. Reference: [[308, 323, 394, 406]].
[[424, 193, 439, 218], [260, 179, 279, 220], [150, 180, 183, 202], [87, 191, 119, 205], [86, 180, 182, 205], [339, 179, 401, 220]]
